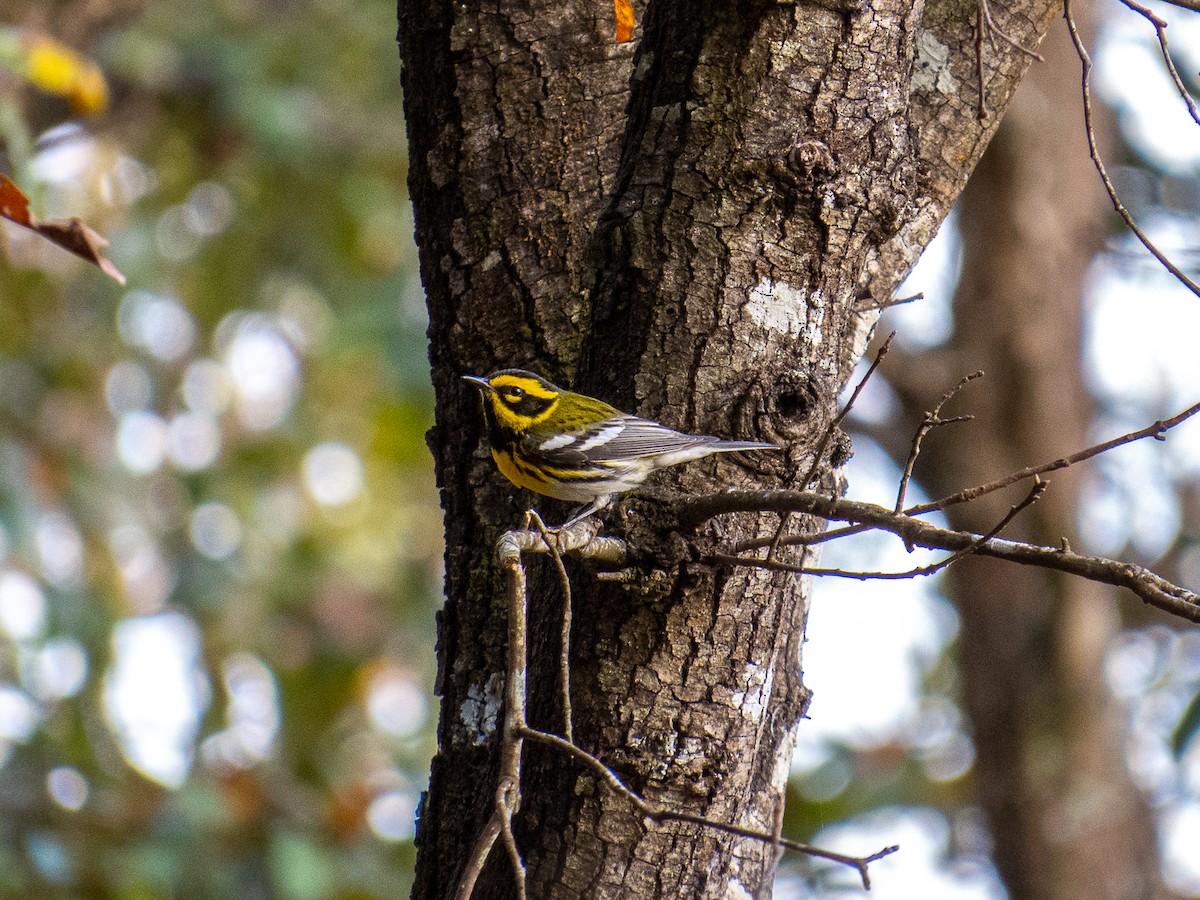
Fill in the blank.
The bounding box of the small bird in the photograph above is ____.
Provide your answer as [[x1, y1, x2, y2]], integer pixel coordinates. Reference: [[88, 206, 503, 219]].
[[463, 369, 778, 525]]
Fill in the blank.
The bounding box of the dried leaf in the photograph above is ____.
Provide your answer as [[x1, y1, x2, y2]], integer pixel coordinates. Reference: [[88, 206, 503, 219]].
[[614, 0, 635, 42], [0, 175, 126, 285]]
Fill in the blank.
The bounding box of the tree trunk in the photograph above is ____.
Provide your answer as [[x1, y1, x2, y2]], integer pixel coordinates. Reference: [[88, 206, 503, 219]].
[[896, 13, 1169, 900], [398, 0, 1061, 895]]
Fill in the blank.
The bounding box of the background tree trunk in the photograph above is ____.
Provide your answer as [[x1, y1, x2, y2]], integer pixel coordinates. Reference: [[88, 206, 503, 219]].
[[398, 0, 1063, 895], [890, 12, 1171, 899]]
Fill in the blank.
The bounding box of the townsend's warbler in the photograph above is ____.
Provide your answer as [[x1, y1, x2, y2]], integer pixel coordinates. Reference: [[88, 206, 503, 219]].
[[463, 369, 778, 524]]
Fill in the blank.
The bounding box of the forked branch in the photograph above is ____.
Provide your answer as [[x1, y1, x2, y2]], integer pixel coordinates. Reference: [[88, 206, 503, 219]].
[[686, 490, 1200, 623], [455, 517, 897, 897], [907, 398, 1200, 515], [1064, 0, 1200, 298]]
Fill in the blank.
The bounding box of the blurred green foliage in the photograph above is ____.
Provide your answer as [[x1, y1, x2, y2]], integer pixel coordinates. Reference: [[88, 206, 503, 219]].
[[0, 1, 438, 897]]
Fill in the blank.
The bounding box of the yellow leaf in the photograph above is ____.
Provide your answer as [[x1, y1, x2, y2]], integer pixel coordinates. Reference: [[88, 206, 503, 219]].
[[22, 34, 109, 114]]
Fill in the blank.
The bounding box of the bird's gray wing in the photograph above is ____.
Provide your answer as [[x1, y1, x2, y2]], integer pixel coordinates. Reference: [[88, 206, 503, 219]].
[[528, 415, 717, 468]]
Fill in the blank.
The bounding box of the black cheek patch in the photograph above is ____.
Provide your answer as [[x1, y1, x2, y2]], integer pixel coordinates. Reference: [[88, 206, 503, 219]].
[[515, 395, 555, 417]]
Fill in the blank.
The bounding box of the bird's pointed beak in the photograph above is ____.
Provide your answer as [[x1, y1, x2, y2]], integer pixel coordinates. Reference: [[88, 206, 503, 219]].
[[462, 375, 493, 393]]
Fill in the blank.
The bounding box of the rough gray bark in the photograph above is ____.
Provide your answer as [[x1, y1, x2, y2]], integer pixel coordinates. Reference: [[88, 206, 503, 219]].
[[397, 0, 1061, 895]]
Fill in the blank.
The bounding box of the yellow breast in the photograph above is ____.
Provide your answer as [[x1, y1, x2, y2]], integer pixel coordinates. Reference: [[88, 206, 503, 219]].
[[492, 447, 576, 500], [493, 447, 548, 492]]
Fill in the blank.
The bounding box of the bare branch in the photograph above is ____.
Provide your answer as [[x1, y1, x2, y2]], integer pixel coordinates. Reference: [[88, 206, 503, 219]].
[[685, 490, 1200, 623], [736, 521, 870, 555], [896, 371, 983, 512], [457, 515, 536, 899], [975, 0, 1044, 118], [857, 291, 924, 311], [518, 725, 899, 889], [1065, 0, 1200, 298], [907, 398, 1200, 515], [465, 515, 899, 893], [769, 333, 895, 560], [498, 792, 527, 900], [529, 511, 575, 741], [801, 331, 895, 495], [721, 478, 1047, 581], [1118, 0, 1200, 127], [981, 0, 1045, 59], [1156, 0, 1200, 16], [494, 518, 628, 566], [454, 817, 501, 900]]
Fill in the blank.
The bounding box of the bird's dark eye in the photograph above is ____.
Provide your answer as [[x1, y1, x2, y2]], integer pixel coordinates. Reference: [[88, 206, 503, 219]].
[[503, 388, 525, 402]]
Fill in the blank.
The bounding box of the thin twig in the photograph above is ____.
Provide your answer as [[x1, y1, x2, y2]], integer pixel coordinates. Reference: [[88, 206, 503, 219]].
[[1156, 0, 1200, 17], [981, 0, 1045, 60], [755, 794, 788, 900], [496, 515, 530, 898], [973, 0, 1043, 118], [1065, 0, 1200, 298], [736, 521, 870, 554], [768, 333, 895, 560], [471, 518, 895, 892], [684, 490, 1200, 623], [907, 398, 1200, 515], [456, 514, 537, 899], [529, 510, 574, 742], [495, 518, 627, 565], [802, 332, 895, 495], [857, 292, 924, 311], [498, 795, 527, 900], [720, 478, 1047, 581], [454, 817, 501, 900], [1118, 0, 1200, 127], [518, 725, 899, 889], [975, 0, 988, 119], [895, 372, 982, 512]]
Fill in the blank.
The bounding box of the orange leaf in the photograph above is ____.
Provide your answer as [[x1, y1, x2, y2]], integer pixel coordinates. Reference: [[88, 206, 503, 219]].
[[0, 174, 126, 284], [614, 0, 635, 42]]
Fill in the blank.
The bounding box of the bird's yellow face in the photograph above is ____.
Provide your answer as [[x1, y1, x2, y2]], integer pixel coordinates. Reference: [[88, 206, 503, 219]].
[[465, 370, 561, 434]]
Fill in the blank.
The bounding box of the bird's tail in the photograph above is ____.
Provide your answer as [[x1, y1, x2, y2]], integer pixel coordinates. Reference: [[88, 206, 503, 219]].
[[709, 439, 779, 452]]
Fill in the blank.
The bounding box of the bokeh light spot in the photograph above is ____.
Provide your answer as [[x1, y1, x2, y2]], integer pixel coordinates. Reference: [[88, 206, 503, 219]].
[[30, 124, 94, 184], [366, 790, 418, 842], [303, 442, 364, 507], [108, 525, 176, 613], [118, 291, 197, 361], [0, 684, 41, 741], [108, 155, 156, 205], [366, 666, 428, 738], [105, 360, 153, 415], [223, 315, 301, 431], [103, 612, 210, 788], [167, 412, 221, 471], [31, 637, 89, 700], [155, 205, 201, 261], [116, 410, 168, 474], [0, 570, 47, 642], [1163, 803, 1200, 894], [181, 358, 232, 415], [184, 181, 234, 236], [47, 766, 89, 811], [37, 511, 85, 589], [190, 502, 242, 560]]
